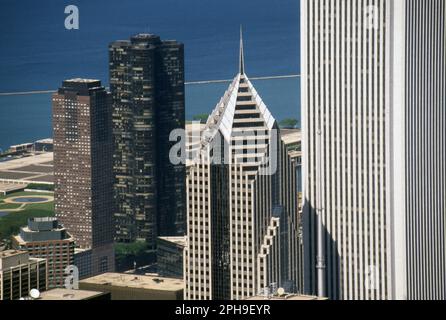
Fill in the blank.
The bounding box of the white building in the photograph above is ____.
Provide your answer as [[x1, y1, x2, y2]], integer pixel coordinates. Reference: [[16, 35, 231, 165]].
[[184, 30, 302, 300], [301, 0, 445, 300]]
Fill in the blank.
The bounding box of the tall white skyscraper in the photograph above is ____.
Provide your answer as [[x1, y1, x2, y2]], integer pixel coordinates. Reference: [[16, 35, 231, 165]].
[[301, 0, 445, 300], [184, 30, 302, 300]]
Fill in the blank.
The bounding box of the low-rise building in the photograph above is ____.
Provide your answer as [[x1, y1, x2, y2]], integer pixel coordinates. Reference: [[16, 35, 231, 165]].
[[0, 250, 47, 300], [281, 129, 303, 212], [9, 143, 33, 153], [12, 217, 75, 288], [157, 236, 186, 279], [74, 248, 93, 280], [0, 182, 26, 196], [34, 139, 54, 152], [79, 273, 184, 300]]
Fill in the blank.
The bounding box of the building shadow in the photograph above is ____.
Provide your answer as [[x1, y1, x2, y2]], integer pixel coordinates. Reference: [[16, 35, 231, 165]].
[[302, 201, 341, 300]]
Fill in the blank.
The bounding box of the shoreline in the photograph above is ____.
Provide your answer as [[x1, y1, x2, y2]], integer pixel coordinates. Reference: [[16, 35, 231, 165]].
[[0, 74, 300, 96]]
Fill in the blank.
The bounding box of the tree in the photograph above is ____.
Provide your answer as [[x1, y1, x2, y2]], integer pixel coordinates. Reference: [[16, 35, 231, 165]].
[[114, 241, 154, 272], [192, 113, 209, 124], [279, 118, 299, 129]]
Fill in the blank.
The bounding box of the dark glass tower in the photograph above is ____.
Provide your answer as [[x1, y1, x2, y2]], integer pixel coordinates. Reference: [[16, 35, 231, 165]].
[[110, 34, 185, 250]]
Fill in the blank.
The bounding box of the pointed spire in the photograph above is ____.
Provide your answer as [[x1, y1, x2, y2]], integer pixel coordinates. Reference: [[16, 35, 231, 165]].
[[239, 25, 245, 75]]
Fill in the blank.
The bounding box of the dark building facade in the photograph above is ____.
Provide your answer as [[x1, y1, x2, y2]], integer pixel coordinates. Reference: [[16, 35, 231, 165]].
[[53, 79, 115, 276], [110, 34, 185, 250], [156, 236, 185, 279]]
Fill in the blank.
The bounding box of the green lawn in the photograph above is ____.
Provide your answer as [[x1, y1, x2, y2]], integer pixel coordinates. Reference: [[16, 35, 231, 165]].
[[0, 191, 54, 201], [115, 241, 155, 272], [0, 203, 22, 210], [0, 191, 55, 241]]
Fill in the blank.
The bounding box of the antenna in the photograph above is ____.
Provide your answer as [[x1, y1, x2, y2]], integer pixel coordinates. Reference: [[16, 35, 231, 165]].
[[239, 25, 245, 75]]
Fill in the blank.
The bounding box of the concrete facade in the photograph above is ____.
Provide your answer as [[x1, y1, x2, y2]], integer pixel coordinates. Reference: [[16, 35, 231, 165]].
[[0, 250, 47, 300], [301, 0, 446, 300]]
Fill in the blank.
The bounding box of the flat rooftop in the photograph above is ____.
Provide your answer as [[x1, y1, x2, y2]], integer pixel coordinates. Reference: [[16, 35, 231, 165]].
[[281, 129, 301, 145], [35, 138, 53, 144], [64, 78, 100, 83], [0, 183, 26, 194], [158, 236, 186, 247], [80, 273, 184, 292], [10, 143, 33, 148], [0, 249, 27, 259], [39, 288, 107, 300], [245, 294, 327, 301], [0, 152, 53, 184]]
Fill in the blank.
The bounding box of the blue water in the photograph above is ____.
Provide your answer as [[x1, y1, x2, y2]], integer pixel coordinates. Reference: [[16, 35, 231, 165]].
[[0, 94, 54, 151], [0, 212, 9, 217], [0, 0, 300, 91], [0, 0, 301, 150], [9, 197, 49, 203], [0, 78, 300, 150]]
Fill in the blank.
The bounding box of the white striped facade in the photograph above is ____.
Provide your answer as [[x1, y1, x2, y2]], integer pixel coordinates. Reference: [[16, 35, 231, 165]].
[[403, 0, 446, 300], [301, 0, 446, 300], [184, 69, 301, 300]]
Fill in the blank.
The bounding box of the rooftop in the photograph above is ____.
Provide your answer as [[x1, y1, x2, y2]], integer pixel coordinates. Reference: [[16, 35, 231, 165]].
[[0, 250, 45, 270], [80, 273, 184, 292], [10, 143, 33, 148], [38, 288, 107, 300], [0, 182, 26, 194], [196, 27, 277, 161], [245, 294, 327, 301], [35, 138, 53, 144], [0, 249, 26, 259], [13, 216, 72, 244], [59, 79, 105, 95], [281, 129, 301, 146], [31, 217, 57, 223], [158, 236, 186, 247], [202, 73, 276, 146], [0, 152, 53, 184], [132, 33, 159, 39], [64, 78, 100, 83]]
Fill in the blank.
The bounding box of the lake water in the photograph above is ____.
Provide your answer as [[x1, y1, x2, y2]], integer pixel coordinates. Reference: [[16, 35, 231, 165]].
[[0, 77, 300, 150], [8, 197, 49, 203], [0, 0, 301, 150]]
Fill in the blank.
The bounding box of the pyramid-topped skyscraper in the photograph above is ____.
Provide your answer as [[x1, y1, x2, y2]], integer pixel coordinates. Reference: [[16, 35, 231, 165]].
[[185, 28, 302, 300]]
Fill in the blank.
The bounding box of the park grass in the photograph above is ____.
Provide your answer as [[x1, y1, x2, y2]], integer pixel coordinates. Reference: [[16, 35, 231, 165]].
[[0, 191, 55, 241], [114, 240, 154, 272], [0, 191, 53, 201], [0, 203, 22, 210]]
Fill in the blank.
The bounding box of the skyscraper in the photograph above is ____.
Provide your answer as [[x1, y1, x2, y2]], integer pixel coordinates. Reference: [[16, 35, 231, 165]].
[[301, 0, 445, 300], [184, 30, 302, 300], [53, 79, 115, 276], [110, 34, 186, 249]]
